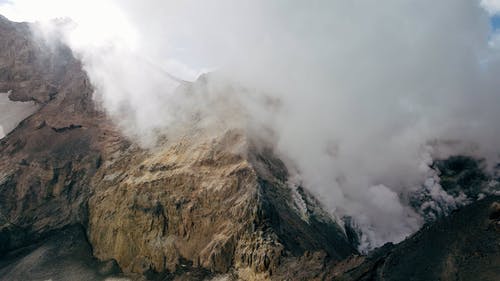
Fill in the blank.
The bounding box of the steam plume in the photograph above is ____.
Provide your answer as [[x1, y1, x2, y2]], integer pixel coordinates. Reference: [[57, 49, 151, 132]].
[[2, 0, 500, 251]]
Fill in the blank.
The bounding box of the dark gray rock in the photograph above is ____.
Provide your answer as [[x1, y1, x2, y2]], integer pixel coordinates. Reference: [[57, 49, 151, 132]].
[[0, 225, 123, 281]]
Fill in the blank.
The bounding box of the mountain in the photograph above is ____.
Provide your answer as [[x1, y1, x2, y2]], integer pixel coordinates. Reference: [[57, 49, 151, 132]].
[[330, 195, 500, 281], [0, 14, 115, 255], [0, 15, 355, 281], [0, 15, 498, 281]]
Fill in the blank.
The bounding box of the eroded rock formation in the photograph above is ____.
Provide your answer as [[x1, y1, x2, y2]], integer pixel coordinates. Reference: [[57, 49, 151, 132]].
[[0, 15, 356, 280], [0, 15, 118, 256]]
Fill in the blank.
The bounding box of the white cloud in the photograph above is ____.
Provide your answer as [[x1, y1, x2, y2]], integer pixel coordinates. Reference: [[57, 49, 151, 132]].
[[490, 31, 500, 48], [0, 0, 138, 50], [482, 0, 500, 14]]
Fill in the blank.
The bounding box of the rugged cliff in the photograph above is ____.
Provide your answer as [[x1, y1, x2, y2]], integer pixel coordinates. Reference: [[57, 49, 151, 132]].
[[0, 15, 356, 281], [0, 15, 499, 281], [87, 127, 359, 279], [0, 14, 115, 255]]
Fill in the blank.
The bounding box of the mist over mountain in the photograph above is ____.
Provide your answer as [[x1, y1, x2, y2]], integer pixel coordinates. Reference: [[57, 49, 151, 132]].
[[12, 0, 500, 250], [0, 1, 499, 281]]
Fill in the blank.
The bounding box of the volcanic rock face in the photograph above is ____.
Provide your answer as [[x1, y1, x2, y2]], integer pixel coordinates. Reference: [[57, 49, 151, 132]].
[[0, 15, 356, 280], [0, 15, 116, 256], [330, 195, 500, 281], [88, 128, 356, 278], [0, 15, 73, 104]]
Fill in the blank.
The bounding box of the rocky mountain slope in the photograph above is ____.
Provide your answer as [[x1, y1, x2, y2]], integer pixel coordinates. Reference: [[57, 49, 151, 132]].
[[0, 15, 356, 280], [0, 225, 122, 281], [0, 15, 499, 281], [333, 194, 500, 281], [0, 14, 114, 255], [88, 127, 357, 278]]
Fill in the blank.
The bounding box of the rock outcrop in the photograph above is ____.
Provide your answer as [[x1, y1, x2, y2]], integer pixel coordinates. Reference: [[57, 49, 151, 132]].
[[88, 128, 356, 278], [0, 15, 118, 256]]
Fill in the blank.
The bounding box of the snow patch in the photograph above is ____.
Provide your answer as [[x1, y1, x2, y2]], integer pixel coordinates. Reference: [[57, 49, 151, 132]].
[[0, 92, 39, 139]]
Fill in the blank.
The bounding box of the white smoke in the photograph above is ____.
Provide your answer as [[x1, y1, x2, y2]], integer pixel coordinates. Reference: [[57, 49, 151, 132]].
[[2, 0, 500, 251]]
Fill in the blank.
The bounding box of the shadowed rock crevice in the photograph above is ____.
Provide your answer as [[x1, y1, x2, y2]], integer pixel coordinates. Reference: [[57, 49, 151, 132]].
[[51, 124, 83, 133]]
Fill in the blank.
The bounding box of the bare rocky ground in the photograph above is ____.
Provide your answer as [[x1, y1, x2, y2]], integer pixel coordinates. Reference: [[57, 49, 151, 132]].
[[0, 15, 498, 281], [0, 225, 123, 281]]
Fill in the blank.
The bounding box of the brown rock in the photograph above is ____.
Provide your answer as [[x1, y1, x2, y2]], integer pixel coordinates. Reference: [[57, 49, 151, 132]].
[[0, 15, 355, 281], [0, 15, 122, 254]]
